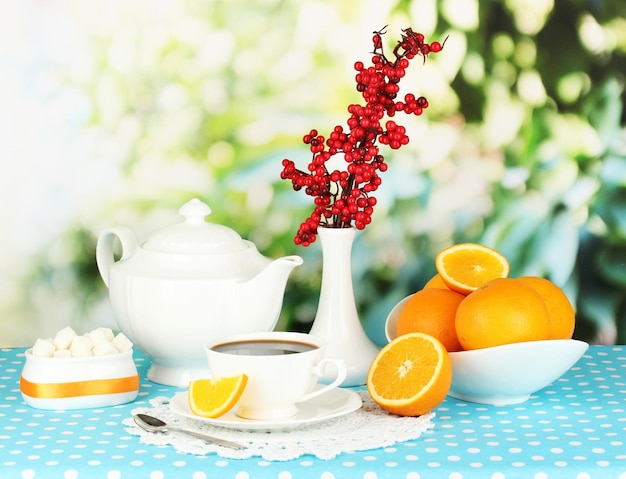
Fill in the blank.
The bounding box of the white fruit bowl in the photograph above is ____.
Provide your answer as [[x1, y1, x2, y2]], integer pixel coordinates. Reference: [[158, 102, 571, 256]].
[[446, 339, 588, 405], [384, 294, 412, 342], [384, 295, 588, 406]]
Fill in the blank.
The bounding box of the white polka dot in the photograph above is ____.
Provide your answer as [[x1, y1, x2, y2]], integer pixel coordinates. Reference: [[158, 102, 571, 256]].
[[64, 471, 78, 479], [363, 472, 377, 479], [234, 473, 249, 479], [192, 473, 207, 479], [320, 473, 336, 479], [20, 470, 35, 479], [149, 472, 164, 479], [277, 472, 292, 479], [406, 473, 421, 479]]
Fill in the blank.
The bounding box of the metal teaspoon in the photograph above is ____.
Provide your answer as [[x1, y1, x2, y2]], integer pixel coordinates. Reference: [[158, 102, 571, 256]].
[[133, 413, 245, 450]]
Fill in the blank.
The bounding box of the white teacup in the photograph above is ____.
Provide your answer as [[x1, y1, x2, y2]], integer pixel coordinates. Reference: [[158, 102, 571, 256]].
[[205, 332, 347, 420]]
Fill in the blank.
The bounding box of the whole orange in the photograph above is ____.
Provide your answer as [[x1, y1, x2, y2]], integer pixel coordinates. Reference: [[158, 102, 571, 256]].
[[423, 273, 450, 290], [396, 288, 465, 352], [455, 278, 550, 350], [516, 276, 575, 339]]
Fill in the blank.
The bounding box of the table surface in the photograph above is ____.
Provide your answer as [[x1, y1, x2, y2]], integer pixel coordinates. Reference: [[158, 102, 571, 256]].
[[2, 345, 626, 479]]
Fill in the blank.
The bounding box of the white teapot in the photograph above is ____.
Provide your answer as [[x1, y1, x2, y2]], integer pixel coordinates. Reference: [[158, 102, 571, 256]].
[[96, 198, 303, 386]]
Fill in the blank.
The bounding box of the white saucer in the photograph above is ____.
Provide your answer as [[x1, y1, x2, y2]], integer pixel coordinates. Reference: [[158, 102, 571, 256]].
[[169, 386, 362, 431]]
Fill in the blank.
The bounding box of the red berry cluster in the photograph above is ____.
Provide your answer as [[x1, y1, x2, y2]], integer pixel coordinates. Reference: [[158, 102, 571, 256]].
[[280, 26, 445, 246]]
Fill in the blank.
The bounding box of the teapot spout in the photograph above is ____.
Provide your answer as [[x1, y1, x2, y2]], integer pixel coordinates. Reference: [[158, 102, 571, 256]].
[[268, 255, 304, 283], [238, 255, 303, 330], [256, 255, 304, 285]]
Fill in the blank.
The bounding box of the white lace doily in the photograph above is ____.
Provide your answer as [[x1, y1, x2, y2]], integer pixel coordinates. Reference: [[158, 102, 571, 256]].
[[124, 391, 435, 461]]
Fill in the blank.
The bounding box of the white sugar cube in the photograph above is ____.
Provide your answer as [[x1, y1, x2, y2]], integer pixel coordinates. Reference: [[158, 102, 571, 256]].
[[32, 338, 55, 358], [53, 326, 77, 350], [53, 349, 72, 358], [92, 340, 118, 356], [112, 332, 133, 353], [87, 328, 110, 347], [95, 327, 115, 341], [69, 335, 93, 357]]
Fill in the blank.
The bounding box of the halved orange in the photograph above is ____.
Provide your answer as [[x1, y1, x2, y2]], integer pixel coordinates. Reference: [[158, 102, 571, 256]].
[[188, 375, 248, 418], [435, 243, 510, 295], [366, 332, 452, 416]]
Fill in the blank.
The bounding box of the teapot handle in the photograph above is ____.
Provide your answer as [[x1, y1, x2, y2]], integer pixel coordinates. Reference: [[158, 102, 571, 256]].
[[96, 227, 139, 287]]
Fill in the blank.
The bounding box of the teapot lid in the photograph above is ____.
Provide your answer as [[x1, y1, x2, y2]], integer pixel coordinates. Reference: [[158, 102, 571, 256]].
[[143, 199, 247, 254]]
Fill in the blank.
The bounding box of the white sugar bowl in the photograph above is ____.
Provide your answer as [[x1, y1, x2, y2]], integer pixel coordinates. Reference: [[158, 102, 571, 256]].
[[20, 349, 139, 410]]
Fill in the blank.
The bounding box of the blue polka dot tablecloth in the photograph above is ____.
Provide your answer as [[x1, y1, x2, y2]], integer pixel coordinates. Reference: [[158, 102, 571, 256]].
[[2, 346, 626, 479]]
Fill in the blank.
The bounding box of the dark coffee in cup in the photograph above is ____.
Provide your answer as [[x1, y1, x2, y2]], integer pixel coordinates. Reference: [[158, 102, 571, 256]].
[[212, 339, 317, 356]]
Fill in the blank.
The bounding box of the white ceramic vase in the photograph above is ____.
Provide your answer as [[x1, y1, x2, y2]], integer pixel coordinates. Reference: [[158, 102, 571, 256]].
[[309, 226, 380, 386]]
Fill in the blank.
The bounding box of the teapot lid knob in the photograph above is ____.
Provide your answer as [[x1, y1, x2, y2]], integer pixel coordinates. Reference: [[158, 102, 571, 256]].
[[179, 198, 212, 223]]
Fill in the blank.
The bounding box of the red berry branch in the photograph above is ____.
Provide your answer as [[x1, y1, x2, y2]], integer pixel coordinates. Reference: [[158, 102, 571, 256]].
[[280, 26, 446, 246]]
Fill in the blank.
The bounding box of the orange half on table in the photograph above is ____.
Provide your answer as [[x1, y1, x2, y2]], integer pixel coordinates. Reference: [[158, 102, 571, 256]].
[[367, 332, 452, 416]]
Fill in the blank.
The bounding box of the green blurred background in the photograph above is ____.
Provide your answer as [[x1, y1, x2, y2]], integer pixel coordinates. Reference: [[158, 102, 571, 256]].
[[1, 0, 625, 347]]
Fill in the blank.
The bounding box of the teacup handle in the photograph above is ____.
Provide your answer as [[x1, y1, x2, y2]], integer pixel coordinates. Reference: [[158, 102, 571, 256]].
[[297, 358, 347, 404]]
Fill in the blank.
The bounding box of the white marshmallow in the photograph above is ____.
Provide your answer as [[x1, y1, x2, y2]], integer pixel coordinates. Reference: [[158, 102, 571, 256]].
[[53, 326, 77, 351], [92, 340, 118, 356], [112, 332, 133, 353], [53, 349, 72, 358], [32, 338, 55, 358], [69, 335, 93, 357]]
